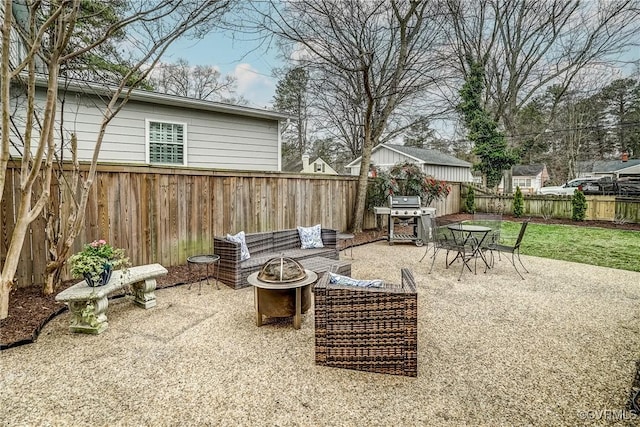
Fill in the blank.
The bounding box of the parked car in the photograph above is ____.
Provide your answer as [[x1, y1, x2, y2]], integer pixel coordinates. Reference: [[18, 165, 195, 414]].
[[580, 177, 616, 195], [541, 176, 640, 196], [537, 177, 601, 195]]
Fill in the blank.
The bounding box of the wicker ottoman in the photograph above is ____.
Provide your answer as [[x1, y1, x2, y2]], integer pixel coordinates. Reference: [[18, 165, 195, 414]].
[[314, 267, 418, 377]]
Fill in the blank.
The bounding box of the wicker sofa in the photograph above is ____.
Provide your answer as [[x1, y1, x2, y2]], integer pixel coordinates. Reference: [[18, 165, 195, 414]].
[[213, 228, 338, 289], [314, 266, 418, 377]]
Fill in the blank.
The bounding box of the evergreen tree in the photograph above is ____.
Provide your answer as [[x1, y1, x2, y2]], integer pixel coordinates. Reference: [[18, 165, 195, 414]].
[[273, 67, 309, 161], [572, 190, 587, 221], [513, 186, 524, 218], [457, 59, 519, 188], [58, 1, 147, 86], [464, 186, 476, 214], [599, 78, 640, 158], [404, 117, 435, 149]]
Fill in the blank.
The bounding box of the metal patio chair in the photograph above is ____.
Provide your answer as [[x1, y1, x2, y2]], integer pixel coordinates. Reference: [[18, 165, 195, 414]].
[[473, 213, 503, 265], [492, 219, 530, 280], [420, 216, 476, 280]]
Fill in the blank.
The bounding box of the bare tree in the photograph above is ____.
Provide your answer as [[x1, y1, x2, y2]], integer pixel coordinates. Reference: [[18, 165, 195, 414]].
[[254, 0, 448, 232], [445, 0, 640, 135], [149, 58, 243, 103], [0, 0, 236, 319]]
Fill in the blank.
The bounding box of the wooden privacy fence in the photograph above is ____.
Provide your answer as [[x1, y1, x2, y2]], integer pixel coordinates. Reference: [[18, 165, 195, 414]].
[[474, 193, 640, 223], [1, 164, 460, 288]]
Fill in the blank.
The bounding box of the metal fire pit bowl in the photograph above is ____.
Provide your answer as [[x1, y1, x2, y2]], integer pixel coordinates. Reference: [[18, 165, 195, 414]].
[[247, 258, 318, 328], [257, 257, 307, 283]]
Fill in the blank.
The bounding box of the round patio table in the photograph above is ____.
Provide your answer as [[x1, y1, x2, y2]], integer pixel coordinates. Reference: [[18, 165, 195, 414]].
[[446, 223, 492, 270]]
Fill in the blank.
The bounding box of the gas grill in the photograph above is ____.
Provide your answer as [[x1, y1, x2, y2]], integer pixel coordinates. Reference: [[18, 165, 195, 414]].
[[373, 195, 436, 246], [381, 195, 431, 246]]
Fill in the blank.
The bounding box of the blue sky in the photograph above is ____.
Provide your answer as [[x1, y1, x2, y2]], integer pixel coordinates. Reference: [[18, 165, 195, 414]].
[[162, 31, 283, 109]]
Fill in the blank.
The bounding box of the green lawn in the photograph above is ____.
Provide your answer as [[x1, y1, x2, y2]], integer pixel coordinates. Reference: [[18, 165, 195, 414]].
[[497, 221, 640, 272]]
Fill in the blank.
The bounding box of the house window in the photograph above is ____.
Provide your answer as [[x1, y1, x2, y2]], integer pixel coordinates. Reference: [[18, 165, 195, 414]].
[[314, 162, 324, 173], [147, 120, 186, 165], [513, 178, 531, 188]]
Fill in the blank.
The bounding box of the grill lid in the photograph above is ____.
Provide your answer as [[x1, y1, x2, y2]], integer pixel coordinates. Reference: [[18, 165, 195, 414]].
[[389, 195, 421, 208]]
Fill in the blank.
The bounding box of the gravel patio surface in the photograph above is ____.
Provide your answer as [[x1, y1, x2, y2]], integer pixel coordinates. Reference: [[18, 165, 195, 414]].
[[2, 241, 640, 426]]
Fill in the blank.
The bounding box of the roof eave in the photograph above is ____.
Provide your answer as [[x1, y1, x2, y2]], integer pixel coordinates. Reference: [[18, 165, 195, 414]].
[[31, 73, 290, 121]]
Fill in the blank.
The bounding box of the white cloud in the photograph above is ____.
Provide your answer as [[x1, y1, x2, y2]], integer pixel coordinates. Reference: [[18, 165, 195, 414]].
[[233, 63, 276, 108]]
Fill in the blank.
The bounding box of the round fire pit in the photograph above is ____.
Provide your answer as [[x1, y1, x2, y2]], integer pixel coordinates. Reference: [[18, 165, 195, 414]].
[[247, 257, 318, 329]]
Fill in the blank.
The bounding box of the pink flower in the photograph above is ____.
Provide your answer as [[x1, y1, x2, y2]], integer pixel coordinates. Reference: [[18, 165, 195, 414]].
[[98, 239, 106, 245]]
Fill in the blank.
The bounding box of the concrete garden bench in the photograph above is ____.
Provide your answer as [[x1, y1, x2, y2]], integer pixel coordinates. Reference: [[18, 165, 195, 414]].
[[55, 263, 168, 334]]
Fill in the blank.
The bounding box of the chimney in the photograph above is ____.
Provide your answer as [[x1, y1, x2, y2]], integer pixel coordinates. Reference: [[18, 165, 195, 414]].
[[622, 151, 629, 162], [302, 154, 310, 170]]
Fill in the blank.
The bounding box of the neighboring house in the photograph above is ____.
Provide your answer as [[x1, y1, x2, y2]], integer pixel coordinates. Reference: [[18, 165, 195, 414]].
[[9, 77, 289, 172], [499, 164, 549, 194], [282, 154, 338, 175], [345, 143, 473, 182], [576, 158, 640, 179]]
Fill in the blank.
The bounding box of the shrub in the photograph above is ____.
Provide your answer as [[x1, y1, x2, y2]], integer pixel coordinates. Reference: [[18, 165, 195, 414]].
[[68, 240, 130, 283], [366, 161, 450, 208], [513, 186, 524, 218], [572, 189, 587, 221], [366, 169, 398, 210], [464, 186, 476, 213]]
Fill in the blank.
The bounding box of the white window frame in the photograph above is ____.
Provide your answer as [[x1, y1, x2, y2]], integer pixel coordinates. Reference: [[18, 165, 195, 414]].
[[145, 119, 188, 166], [513, 177, 532, 188]]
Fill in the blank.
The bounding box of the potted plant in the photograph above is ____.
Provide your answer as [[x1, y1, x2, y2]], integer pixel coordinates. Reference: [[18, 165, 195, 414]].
[[69, 240, 130, 287]]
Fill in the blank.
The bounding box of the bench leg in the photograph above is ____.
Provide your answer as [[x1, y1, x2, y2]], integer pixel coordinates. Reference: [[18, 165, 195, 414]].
[[68, 297, 109, 334], [132, 278, 157, 309]]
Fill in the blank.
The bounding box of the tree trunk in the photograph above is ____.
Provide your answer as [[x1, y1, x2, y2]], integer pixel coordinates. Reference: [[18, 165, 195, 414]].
[[43, 260, 63, 295], [0, 280, 10, 319], [0, 210, 32, 319], [351, 131, 374, 233]]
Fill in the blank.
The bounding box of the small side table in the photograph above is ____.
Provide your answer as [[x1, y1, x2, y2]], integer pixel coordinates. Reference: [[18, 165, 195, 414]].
[[187, 254, 220, 294], [336, 233, 355, 259]]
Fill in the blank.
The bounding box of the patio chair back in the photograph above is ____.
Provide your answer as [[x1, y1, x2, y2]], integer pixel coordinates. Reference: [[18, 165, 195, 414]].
[[493, 219, 530, 280], [472, 213, 503, 266], [513, 220, 529, 250], [473, 213, 502, 246], [419, 216, 454, 265]]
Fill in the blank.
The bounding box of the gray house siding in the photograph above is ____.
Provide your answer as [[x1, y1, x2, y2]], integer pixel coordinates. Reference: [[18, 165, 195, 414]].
[[10, 84, 282, 172], [372, 148, 410, 167], [422, 164, 472, 183], [348, 144, 473, 182]]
